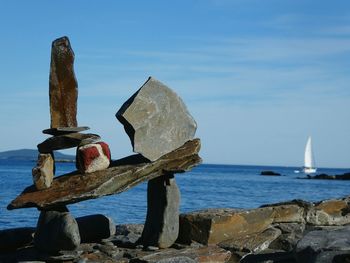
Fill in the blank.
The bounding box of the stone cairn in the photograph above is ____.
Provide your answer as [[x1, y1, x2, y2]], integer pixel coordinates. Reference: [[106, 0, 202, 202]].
[[7, 36, 201, 255]]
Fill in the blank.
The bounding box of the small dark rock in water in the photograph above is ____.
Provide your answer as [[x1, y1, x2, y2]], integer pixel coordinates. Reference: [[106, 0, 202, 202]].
[[306, 172, 350, 180], [260, 171, 281, 176]]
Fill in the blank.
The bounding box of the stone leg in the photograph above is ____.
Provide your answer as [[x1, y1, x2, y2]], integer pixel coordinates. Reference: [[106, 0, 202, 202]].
[[34, 206, 80, 253], [140, 173, 180, 248]]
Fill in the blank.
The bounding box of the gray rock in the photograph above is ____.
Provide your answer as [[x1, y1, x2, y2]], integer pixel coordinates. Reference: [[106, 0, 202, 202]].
[[113, 224, 144, 248], [49, 36, 78, 129], [76, 214, 115, 242], [269, 223, 305, 251], [37, 133, 100, 153], [43, 126, 89, 136], [0, 227, 35, 252], [116, 77, 197, 161], [219, 227, 282, 253], [295, 225, 350, 263], [34, 206, 80, 252], [140, 174, 180, 248], [32, 153, 54, 190]]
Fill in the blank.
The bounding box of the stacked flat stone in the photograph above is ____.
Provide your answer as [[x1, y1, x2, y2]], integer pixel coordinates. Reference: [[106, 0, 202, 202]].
[[7, 37, 201, 256], [30, 36, 112, 253]]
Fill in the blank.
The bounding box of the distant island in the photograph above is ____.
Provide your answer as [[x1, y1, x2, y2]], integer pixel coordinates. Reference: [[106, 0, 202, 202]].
[[0, 149, 75, 162]]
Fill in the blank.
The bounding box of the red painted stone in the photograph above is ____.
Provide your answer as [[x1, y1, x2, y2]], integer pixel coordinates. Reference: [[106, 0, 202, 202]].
[[77, 142, 111, 174], [98, 142, 111, 160]]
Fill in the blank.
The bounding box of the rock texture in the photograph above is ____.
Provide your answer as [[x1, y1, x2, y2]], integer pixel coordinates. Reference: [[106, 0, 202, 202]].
[[178, 202, 304, 245], [49, 36, 78, 128], [76, 214, 115, 243], [76, 141, 111, 173], [116, 77, 197, 161], [34, 206, 80, 252], [42, 126, 89, 136], [0, 227, 35, 252], [306, 198, 350, 225], [295, 226, 350, 263], [219, 227, 282, 253], [32, 153, 54, 190], [8, 139, 201, 210], [37, 133, 100, 153], [141, 174, 180, 248]]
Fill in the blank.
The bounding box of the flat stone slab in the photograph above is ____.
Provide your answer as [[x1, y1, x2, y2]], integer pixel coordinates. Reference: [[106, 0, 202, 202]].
[[8, 139, 201, 210], [37, 133, 100, 153], [42, 126, 90, 136]]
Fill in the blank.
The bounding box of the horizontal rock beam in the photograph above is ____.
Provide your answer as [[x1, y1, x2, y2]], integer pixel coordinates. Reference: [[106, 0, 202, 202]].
[[8, 139, 201, 210]]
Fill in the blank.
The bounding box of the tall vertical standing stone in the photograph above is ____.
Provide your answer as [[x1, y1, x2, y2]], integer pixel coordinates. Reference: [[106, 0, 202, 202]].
[[140, 173, 180, 248], [49, 36, 78, 128]]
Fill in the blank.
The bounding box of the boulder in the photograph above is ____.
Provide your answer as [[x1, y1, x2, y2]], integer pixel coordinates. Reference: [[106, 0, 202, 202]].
[[219, 227, 281, 253], [177, 208, 274, 245], [269, 223, 305, 251], [306, 198, 350, 226], [178, 202, 304, 246], [32, 153, 54, 190], [37, 133, 100, 153], [76, 142, 111, 173], [116, 77, 197, 161], [295, 225, 350, 263], [140, 174, 180, 248], [8, 139, 201, 210], [34, 206, 80, 252], [0, 227, 35, 252], [76, 214, 115, 243], [49, 36, 78, 128], [113, 224, 144, 248]]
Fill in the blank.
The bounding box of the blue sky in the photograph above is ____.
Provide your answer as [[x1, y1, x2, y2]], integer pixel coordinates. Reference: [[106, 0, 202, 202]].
[[0, 0, 349, 168]]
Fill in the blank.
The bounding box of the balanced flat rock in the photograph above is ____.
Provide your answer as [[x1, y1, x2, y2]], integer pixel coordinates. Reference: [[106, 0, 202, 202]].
[[8, 139, 201, 210], [37, 133, 100, 153], [42, 126, 90, 136], [49, 36, 78, 128], [116, 77, 197, 161]]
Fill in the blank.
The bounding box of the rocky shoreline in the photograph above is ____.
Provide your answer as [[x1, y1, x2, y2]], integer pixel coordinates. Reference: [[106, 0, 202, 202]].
[[2, 195, 350, 262]]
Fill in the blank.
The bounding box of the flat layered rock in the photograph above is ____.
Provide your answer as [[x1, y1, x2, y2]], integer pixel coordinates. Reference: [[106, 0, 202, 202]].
[[8, 139, 201, 210], [49, 36, 78, 128], [43, 126, 89, 136], [37, 133, 100, 153], [116, 77, 197, 161], [177, 203, 305, 245]]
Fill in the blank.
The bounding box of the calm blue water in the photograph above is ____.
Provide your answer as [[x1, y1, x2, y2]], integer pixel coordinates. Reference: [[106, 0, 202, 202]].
[[0, 160, 349, 229]]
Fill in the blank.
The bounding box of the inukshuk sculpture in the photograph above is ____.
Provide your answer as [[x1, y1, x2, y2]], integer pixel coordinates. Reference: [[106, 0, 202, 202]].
[[7, 36, 201, 255]]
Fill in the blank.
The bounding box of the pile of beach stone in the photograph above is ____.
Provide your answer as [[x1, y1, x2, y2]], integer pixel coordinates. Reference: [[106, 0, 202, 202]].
[[2, 36, 201, 258]]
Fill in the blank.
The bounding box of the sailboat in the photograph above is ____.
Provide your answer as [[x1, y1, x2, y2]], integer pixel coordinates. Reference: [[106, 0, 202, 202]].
[[303, 136, 317, 174]]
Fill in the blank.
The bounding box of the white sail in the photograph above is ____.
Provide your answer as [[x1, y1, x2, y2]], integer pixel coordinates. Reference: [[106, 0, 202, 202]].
[[303, 136, 316, 173]]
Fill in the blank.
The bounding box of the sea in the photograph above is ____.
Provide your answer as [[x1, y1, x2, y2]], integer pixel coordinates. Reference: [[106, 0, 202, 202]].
[[1, 160, 349, 230]]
